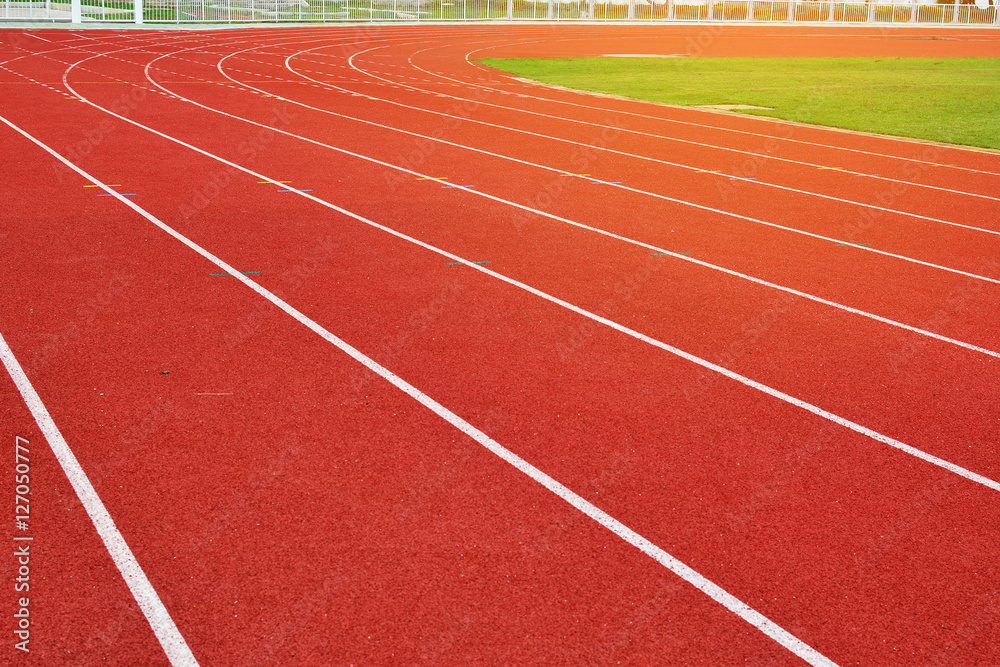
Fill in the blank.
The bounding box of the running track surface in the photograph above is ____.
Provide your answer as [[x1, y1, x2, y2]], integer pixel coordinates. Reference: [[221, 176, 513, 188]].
[[1, 24, 999, 666]]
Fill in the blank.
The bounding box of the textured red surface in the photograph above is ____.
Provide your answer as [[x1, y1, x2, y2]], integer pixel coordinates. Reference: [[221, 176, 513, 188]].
[[1, 24, 999, 666]]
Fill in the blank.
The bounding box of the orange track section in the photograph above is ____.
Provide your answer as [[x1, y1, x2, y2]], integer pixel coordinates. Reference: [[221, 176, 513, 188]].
[[1, 25, 998, 666]]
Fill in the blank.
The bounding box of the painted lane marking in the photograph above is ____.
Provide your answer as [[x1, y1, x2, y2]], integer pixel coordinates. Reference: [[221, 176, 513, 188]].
[[277, 188, 312, 192], [442, 184, 475, 189], [224, 48, 1000, 251], [37, 61, 1000, 504], [53, 47, 1000, 484], [369, 43, 1000, 200], [3, 113, 837, 667], [445, 260, 489, 265], [211, 271, 261, 276], [337, 46, 1000, 219], [98, 193, 136, 196], [87, 49, 1000, 369], [449, 42, 1000, 184], [0, 325, 197, 667]]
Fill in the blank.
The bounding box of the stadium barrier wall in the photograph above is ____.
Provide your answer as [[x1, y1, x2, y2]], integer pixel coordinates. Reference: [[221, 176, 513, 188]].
[[1, 0, 998, 28]]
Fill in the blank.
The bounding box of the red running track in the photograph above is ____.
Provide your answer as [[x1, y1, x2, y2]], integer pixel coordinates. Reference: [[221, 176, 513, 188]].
[[1, 24, 999, 666]]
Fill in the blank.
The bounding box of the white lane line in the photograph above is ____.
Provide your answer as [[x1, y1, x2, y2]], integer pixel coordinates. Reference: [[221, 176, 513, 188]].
[[238, 38, 1000, 208], [48, 68, 1000, 497], [23, 40, 995, 371], [0, 108, 838, 667], [207, 55, 1000, 359], [334, 39, 1000, 190], [0, 326, 197, 665], [145, 44, 1000, 297], [275, 44, 1000, 237], [147, 45, 1000, 361], [453, 39, 1000, 178], [312, 49, 994, 283]]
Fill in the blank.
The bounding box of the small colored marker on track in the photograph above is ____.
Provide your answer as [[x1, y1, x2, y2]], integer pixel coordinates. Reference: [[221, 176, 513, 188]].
[[259, 180, 291, 184], [442, 184, 475, 189], [834, 243, 871, 247], [652, 251, 691, 256], [417, 176, 448, 181], [84, 184, 121, 188], [211, 271, 262, 276], [278, 189, 312, 193], [97, 193, 136, 196], [445, 261, 489, 266]]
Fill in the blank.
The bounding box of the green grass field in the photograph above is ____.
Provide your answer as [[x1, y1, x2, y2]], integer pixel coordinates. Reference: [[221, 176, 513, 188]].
[[481, 57, 1000, 150]]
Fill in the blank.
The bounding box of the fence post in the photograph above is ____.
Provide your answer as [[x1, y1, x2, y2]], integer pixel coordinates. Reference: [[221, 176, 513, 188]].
[[547, 0, 553, 16], [909, 0, 917, 22], [627, 0, 634, 17], [71, 0, 81, 21]]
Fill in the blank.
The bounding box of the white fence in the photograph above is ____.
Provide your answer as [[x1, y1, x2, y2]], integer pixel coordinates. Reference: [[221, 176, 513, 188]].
[[1, 0, 998, 24]]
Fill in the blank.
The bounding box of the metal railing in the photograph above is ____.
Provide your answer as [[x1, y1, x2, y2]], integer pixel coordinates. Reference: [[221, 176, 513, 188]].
[[2, 0, 998, 25]]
